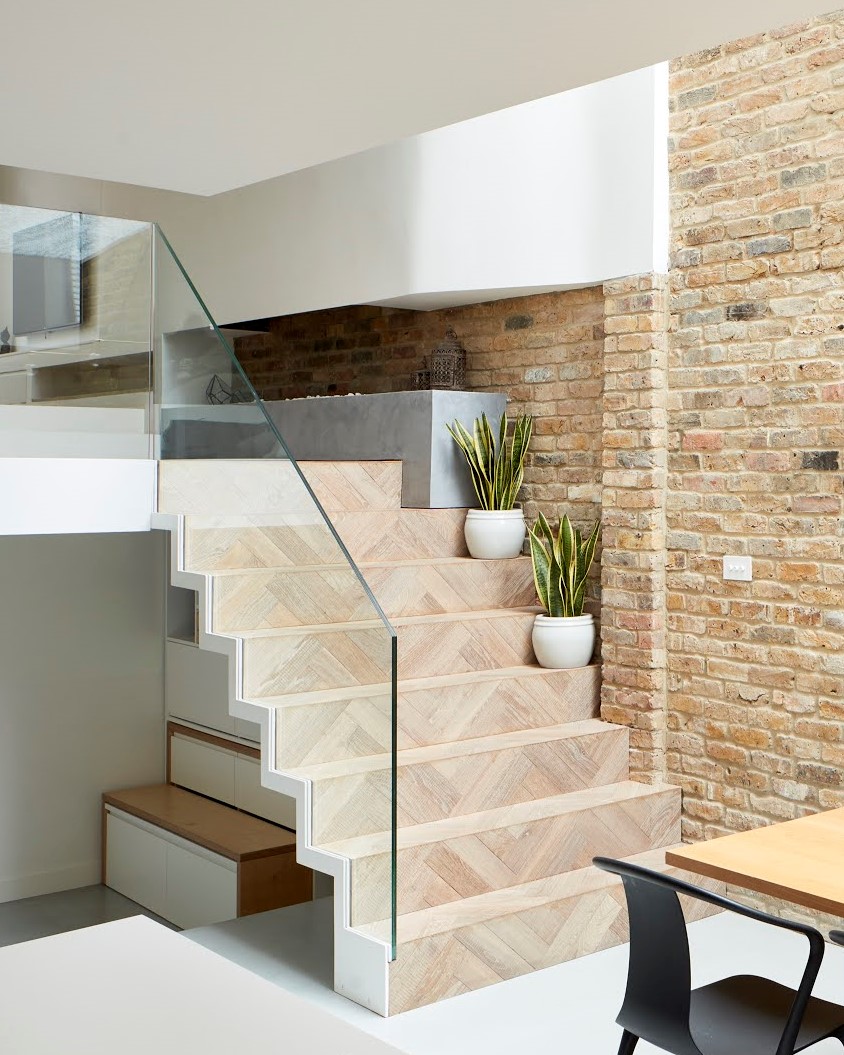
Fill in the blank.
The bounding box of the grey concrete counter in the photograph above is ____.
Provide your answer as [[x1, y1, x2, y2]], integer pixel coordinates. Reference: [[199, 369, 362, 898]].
[[265, 390, 505, 508]]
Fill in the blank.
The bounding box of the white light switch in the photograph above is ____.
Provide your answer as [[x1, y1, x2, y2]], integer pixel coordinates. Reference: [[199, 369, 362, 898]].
[[723, 555, 752, 581]]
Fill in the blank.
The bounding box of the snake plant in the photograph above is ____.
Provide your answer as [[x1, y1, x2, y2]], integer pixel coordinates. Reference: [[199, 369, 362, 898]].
[[528, 511, 600, 618], [446, 411, 533, 511]]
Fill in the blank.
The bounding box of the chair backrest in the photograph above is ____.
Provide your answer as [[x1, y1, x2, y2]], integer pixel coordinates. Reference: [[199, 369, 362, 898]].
[[595, 857, 704, 1055], [595, 856, 828, 1055]]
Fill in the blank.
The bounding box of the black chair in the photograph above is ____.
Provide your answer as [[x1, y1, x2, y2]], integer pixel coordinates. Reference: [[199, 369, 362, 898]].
[[594, 856, 844, 1055]]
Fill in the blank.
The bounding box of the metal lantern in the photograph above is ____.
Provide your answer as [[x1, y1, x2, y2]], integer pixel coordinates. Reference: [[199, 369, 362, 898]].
[[429, 327, 467, 390], [411, 357, 431, 391]]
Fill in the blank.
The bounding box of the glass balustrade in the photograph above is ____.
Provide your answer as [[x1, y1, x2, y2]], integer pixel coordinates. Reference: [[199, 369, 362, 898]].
[[0, 199, 399, 959], [153, 225, 398, 957]]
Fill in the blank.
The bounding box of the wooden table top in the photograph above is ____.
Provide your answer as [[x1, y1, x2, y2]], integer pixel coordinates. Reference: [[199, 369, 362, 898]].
[[666, 806, 844, 918], [104, 784, 297, 863]]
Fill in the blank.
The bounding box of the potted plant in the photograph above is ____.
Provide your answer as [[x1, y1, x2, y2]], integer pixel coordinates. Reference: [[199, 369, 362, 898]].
[[528, 510, 600, 668], [446, 410, 533, 559]]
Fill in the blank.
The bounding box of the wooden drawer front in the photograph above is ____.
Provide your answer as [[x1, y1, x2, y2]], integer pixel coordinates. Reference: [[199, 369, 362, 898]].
[[105, 812, 167, 917], [170, 733, 236, 806], [235, 755, 296, 830], [166, 641, 235, 735], [164, 842, 237, 929]]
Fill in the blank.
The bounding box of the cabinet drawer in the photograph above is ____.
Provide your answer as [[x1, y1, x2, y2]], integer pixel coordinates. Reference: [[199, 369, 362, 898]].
[[170, 733, 236, 805], [235, 755, 296, 829], [166, 640, 235, 734], [165, 842, 237, 929], [105, 806, 237, 929], [104, 787, 311, 929], [105, 812, 167, 917], [168, 723, 296, 830]]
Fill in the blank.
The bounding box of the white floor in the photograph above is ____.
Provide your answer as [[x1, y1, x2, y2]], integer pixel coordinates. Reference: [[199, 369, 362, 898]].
[[186, 901, 844, 1054], [3, 903, 844, 1054]]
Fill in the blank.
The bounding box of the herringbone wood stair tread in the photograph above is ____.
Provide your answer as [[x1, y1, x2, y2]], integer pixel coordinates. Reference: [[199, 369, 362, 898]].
[[358, 845, 699, 945], [231, 606, 540, 639], [290, 719, 618, 779], [323, 780, 679, 858], [159, 459, 404, 514], [210, 555, 532, 575], [255, 662, 595, 709]]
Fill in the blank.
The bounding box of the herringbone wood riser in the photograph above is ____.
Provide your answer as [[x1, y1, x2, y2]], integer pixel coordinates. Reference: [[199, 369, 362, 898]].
[[212, 558, 535, 630], [346, 784, 681, 926], [273, 665, 601, 768], [240, 611, 538, 697], [184, 509, 468, 571], [159, 459, 402, 515], [385, 851, 724, 1014], [307, 723, 629, 843], [241, 626, 391, 697]]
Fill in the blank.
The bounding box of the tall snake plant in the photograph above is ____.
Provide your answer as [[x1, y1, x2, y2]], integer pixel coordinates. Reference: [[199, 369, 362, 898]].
[[528, 511, 600, 618], [446, 411, 533, 511]]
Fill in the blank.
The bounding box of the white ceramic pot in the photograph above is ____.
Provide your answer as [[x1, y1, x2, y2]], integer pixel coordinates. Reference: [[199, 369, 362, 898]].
[[463, 508, 526, 560], [532, 614, 595, 669]]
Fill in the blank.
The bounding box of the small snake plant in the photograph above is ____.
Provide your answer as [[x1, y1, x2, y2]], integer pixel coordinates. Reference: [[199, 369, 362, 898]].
[[528, 511, 600, 618], [446, 411, 533, 511]]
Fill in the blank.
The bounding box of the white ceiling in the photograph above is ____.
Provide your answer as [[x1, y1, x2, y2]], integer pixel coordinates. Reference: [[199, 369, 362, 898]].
[[2, 0, 837, 196]]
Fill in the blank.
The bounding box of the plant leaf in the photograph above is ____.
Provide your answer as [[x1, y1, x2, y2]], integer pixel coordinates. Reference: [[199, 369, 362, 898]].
[[528, 527, 551, 613]]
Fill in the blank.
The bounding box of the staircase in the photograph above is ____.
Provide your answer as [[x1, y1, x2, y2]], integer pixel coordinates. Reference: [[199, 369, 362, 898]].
[[155, 457, 712, 1016]]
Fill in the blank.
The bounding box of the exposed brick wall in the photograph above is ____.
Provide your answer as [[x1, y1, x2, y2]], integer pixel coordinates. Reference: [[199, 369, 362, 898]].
[[668, 13, 844, 841], [236, 305, 423, 399], [235, 289, 605, 535], [600, 275, 670, 783]]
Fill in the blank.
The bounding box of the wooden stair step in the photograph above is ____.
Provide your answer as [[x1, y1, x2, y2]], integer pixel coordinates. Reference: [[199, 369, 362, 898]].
[[358, 846, 724, 1015], [295, 720, 629, 843], [211, 556, 536, 631], [158, 459, 402, 515], [236, 608, 541, 697], [324, 781, 681, 925], [183, 508, 468, 571], [268, 664, 601, 768]]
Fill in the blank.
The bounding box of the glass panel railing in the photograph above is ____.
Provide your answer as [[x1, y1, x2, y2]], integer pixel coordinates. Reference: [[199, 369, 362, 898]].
[[0, 204, 153, 456], [153, 226, 398, 958]]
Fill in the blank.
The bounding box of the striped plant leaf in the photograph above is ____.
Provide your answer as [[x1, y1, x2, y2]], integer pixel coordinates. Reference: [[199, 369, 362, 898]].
[[528, 509, 601, 617], [446, 410, 534, 511]]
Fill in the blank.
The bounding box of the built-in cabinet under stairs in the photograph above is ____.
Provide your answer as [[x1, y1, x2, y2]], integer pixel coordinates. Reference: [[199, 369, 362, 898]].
[[155, 459, 716, 1016]]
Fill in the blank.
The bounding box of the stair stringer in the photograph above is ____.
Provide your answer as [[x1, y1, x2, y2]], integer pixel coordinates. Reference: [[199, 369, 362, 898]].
[[152, 511, 392, 1016]]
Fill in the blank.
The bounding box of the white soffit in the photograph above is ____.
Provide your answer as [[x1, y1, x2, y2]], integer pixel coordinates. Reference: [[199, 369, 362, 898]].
[[0, 0, 838, 196]]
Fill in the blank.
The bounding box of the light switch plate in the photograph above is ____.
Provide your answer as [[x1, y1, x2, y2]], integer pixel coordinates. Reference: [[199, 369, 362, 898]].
[[723, 555, 752, 581]]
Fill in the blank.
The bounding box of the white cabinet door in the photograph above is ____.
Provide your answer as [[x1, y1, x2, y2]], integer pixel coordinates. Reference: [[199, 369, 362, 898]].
[[165, 843, 237, 929], [105, 812, 167, 917], [0, 371, 29, 404], [170, 734, 236, 806], [235, 755, 296, 830], [235, 717, 261, 743], [165, 640, 234, 734]]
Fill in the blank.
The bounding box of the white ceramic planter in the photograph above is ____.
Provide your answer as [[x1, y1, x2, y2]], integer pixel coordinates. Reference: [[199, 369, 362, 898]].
[[464, 508, 526, 559], [532, 613, 595, 669]]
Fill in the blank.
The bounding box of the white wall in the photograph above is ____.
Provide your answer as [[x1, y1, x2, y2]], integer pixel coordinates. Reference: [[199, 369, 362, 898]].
[[0, 531, 166, 901], [0, 66, 668, 324]]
